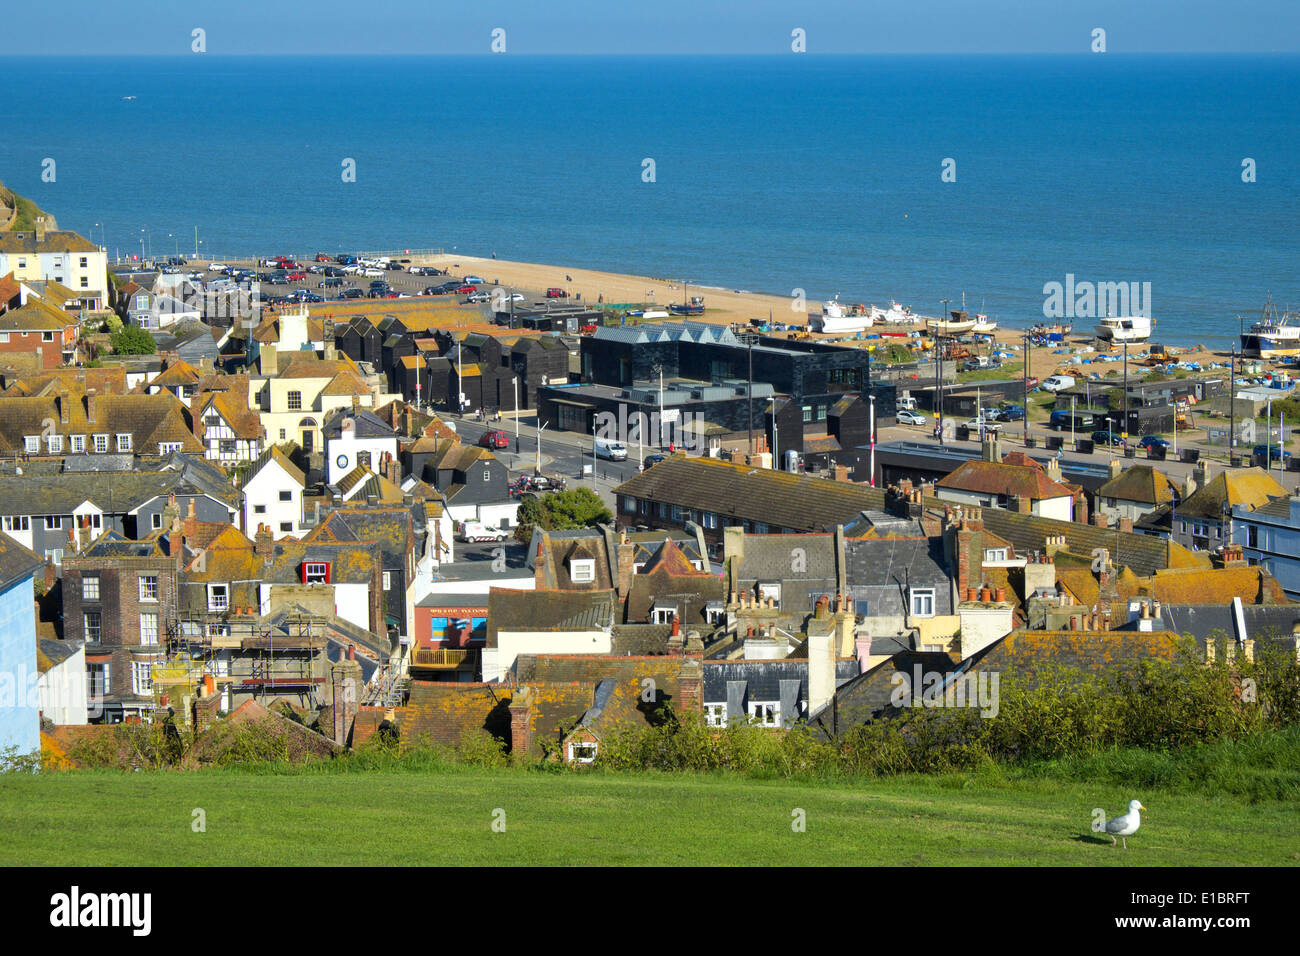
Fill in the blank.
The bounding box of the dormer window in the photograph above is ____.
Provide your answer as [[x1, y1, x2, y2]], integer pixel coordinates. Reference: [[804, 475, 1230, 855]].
[[652, 604, 676, 625], [756, 582, 781, 607], [302, 562, 331, 584], [569, 558, 595, 583], [910, 587, 936, 618], [983, 548, 1008, 562]]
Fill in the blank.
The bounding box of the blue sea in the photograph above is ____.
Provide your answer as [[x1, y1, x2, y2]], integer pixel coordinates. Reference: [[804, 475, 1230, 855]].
[[3, 54, 1298, 346]]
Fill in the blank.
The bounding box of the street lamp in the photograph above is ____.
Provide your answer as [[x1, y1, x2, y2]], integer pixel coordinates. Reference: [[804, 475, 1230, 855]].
[[869, 394, 876, 487], [771, 397, 779, 469], [512, 375, 520, 446], [535, 421, 548, 475]]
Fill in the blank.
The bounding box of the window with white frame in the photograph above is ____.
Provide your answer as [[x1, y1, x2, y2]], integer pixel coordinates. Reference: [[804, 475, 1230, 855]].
[[287, 390, 302, 411], [652, 604, 676, 625], [140, 612, 158, 646], [910, 587, 936, 618], [47, 434, 63, 454], [208, 584, 229, 612], [42, 331, 54, 342], [3, 516, 30, 532], [0, 332, 7, 342], [749, 701, 780, 727], [44, 515, 62, 531], [382, 571, 392, 591], [24, 435, 39, 454], [82, 574, 100, 601], [93, 434, 108, 453], [84, 611, 102, 642], [116, 433, 132, 452], [304, 562, 329, 584], [159, 442, 183, 454], [253, 504, 267, 514], [151, 513, 163, 530], [87, 662, 109, 698], [138, 574, 158, 602], [132, 661, 153, 696], [70, 434, 85, 453], [569, 558, 595, 583], [704, 603, 725, 625], [983, 548, 1008, 562], [704, 703, 726, 727], [757, 582, 781, 607], [567, 741, 598, 764]]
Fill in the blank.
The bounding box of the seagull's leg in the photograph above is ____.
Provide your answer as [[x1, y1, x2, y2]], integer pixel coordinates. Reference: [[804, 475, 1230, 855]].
[[1111, 835, 1117, 847], [1122, 837, 1127, 850]]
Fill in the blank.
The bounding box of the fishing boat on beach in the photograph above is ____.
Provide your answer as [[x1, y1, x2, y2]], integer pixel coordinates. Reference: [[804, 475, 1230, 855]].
[[870, 301, 915, 325], [1094, 314, 1153, 344], [926, 309, 979, 336], [971, 313, 998, 334], [810, 295, 872, 333], [1241, 297, 1300, 358], [669, 296, 705, 316]]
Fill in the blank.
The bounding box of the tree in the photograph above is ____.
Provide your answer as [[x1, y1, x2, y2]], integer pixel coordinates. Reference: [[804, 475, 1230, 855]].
[[513, 488, 613, 544], [101, 314, 123, 334], [110, 325, 156, 355]]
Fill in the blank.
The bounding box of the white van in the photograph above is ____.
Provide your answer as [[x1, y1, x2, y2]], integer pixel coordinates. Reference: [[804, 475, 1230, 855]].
[[896, 395, 918, 411], [1041, 374, 1076, 392], [595, 438, 628, 461]]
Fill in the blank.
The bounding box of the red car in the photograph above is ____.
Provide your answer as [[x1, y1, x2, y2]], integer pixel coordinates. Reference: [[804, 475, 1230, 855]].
[[546, 287, 567, 298], [456, 284, 477, 294], [479, 429, 509, 449], [314, 253, 331, 262], [286, 271, 307, 281]]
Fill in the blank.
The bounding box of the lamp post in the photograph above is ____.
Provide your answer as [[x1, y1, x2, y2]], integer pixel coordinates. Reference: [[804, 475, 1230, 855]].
[[535, 421, 548, 475], [869, 394, 876, 487], [512, 375, 519, 445], [771, 397, 779, 470]]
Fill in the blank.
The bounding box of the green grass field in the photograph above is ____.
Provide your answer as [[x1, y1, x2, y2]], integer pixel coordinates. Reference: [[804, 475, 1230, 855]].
[[2, 754, 1296, 866]]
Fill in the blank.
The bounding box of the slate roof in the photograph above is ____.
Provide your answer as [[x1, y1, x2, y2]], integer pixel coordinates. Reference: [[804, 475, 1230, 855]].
[[844, 536, 955, 618], [1131, 603, 1300, 645], [322, 405, 396, 439], [0, 297, 76, 331], [240, 446, 306, 489], [702, 658, 860, 705], [0, 390, 204, 456], [1175, 468, 1287, 519], [487, 587, 615, 643], [0, 533, 42, 589], [0, 469, 229, 517], [613, 457, 876, 531], [0, 229, 98, 253], [1097, 464, 1181, 506]]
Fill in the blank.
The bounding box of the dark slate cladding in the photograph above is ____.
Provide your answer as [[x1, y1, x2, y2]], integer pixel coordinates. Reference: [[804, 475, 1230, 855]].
[[808, 651, 972, 735], [702, 659, 859, 705], [844, 537, 953, 618], [1129, 604, 1300, 646]]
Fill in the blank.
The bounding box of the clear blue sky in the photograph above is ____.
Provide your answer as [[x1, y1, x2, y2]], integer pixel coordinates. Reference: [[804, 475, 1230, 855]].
[[11, 0, 1300, 54]]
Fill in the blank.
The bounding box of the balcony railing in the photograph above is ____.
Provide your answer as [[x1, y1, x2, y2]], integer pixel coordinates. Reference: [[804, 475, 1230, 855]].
[[412, 648, 478, 669]]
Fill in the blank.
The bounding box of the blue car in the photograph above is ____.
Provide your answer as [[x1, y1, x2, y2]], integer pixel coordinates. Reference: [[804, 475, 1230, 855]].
[[1253, 444, 1292, 462], [1091, 430, 1124, 446], [1138, 436, 1169, 451]]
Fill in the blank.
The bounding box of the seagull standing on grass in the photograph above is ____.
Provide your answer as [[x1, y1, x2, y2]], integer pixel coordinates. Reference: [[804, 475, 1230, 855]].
[[1104, 800, 1145, 849]]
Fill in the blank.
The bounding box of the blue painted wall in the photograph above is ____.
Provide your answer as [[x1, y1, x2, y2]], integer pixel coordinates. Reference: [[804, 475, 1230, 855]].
[[0, 572, 39, 761]]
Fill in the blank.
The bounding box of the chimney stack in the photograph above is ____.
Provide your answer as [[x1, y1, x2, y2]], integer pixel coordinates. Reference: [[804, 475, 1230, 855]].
[[254, 523, 274, 563], [85, 388, 97, 424]]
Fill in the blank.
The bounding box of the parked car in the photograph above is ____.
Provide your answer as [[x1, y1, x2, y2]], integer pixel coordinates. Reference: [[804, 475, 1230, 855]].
[[267, 274, 289, 285], [965, 417, 1002, 433], [1025, 376, 1040, 389], [1139, 435, 1170, 451], [363, 268, 385, 278], [208, 262, 227, 271], [998, 404, 1026, 422], [286, 271, 307, 281], [546, 287, 567, 298], [466, 291, 491, 303], [1253, 443, 1292, 462], [1091, 429, 1124, 446], [455, 284, 477, 294], [320, 277, 344, 288], [896, 409, 928, 426], [479, 429, 510, 449], [463, 275, 486, 285], [424, 286, 448, 295], [314, 253, 332, 262], [386, 261, 404, 271], [1042, 374, 1076, 392], [642, 454, 667, 469], [324, 267, 345, 277], [338, 288, 365, 299], [336, 254, 358, 265]]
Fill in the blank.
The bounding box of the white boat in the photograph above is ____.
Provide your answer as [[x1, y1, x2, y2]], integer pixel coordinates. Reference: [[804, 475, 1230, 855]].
[[811, 296, 872, 333], [1241, 298, 1300, 358], [870, 300, 915, 325], [971, 313, 998, 334], [926, 309, 979, 336], [1094, 315, 1153, 344]]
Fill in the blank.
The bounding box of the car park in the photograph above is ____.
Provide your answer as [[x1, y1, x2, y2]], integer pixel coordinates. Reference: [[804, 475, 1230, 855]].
[[896, 409, 927, 426]]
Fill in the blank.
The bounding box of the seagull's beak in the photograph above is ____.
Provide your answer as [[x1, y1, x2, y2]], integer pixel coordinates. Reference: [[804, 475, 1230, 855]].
[[1138, 804, 1146, 811]]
